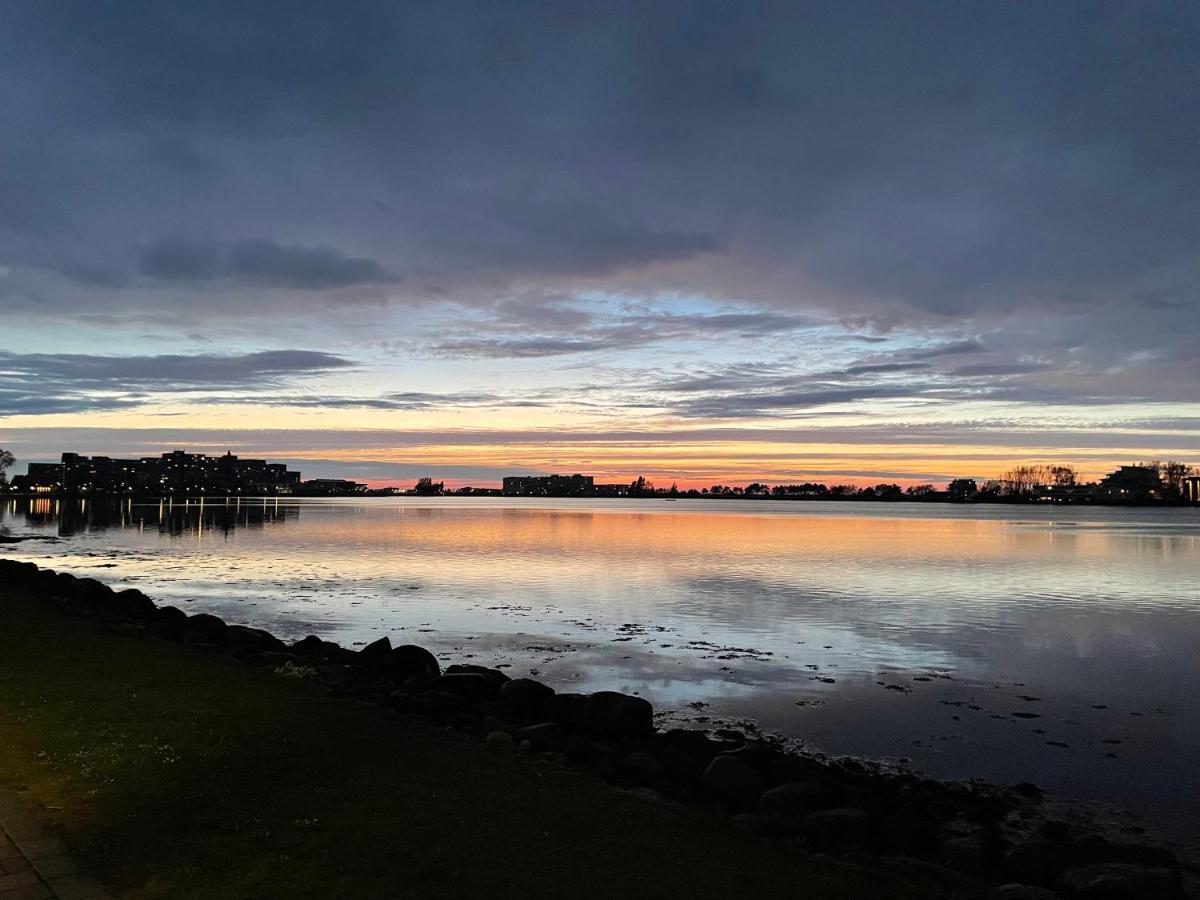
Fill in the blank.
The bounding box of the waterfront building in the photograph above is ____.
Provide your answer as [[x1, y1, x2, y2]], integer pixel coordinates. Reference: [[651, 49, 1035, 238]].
[[1184, 475, 1200, 504], [1098, 465, 1163, 503], [502, 474, 595, 497]]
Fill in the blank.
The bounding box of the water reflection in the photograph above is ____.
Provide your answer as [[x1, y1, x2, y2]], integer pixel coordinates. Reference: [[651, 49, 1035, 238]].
[[2, 497, 1198, 836], [4, 496, 297, 538]]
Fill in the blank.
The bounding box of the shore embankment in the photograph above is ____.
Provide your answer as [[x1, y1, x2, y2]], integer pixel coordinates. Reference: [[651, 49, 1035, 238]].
[[0, 558, 1193, 899]]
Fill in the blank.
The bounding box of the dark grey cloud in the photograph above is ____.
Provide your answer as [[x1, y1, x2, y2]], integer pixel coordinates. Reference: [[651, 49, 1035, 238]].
[[134, 238, 399, 289], [0, 349, 353, 415], [1, 0, 1197, 412]]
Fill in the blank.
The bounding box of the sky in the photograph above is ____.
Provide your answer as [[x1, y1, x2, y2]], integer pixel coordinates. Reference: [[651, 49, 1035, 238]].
[[2, 1, 1198, 487]]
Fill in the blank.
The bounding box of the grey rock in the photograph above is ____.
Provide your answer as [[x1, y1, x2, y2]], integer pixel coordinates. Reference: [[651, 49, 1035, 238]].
[[759, 780, 837, 818], [584, 691, 653, 740], [790, 808, 874, 846], [430, 673, 495, 703], [1061, 863, 1181, 899], [702, 755, 766, 811]]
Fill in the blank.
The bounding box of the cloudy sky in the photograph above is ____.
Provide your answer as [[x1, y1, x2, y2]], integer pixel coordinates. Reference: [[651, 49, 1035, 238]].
[[2, 1, 1198, 486]]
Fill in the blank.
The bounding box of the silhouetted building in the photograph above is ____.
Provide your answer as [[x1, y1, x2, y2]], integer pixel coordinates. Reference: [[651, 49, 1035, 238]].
[[1184, 476, 1200, 504], [1098, 465, 1163, 503], [296, 479, 367, 496], [502, 474, 595, 497], [13, 450, 301, 495]]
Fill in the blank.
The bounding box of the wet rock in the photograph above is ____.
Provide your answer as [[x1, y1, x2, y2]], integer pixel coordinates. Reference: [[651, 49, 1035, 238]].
[[410, 690, 462, 716], [516, 723, 563, 752], [499, 677, 555, 708], [485, 730, 514, 749], [731, 813, 770, 835], [584, 691, 653, 740], [1005, 839, 1065, 887], [430, 673, 495, 704], [73, 578, 113, 605], [445, 664, 510, 689], [993, 885, 1061, 900], [789, 808, 874, 846], [389, 644, 441, 679], [624, 751, 663, 783], [938, 836, 994, 877], [358, 636, 393, 663], [184, 613, 227, 644], [879, 805, 942, 856], [549, 692, 586, 728], [1061, 863, 1181, 899], [702, 755, 766, 812], [226, 624, 285, 653], [148, 605, 188, 640], [110, 588, 155, 620], [759, 780, 838, 818]]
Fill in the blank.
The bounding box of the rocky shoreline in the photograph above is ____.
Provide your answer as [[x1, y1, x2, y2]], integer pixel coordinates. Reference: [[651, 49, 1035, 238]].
[[0, 557, 1192, 899]]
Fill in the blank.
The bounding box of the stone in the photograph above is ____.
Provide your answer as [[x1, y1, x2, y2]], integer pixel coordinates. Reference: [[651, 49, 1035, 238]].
[[430, 673, 495, 704], [225, 624, 284, 652], [444, 664, 510, 688], [759, 780, 837, 818], [583, 691, 653, 740], [388, 644, 441, 679], [938, 836, 993, 877], [624, 751, 663, 783], [993, 885, 1061, 900], [516, 723, 563, 752], [410, 690, 462, 715], [184, 613, 227, 643], [148, 605, 188, 640], [1005, 839, 1064, 886], [110, 588, 155, 620], [1061, 863, 1181, 899], [879, 805, 942, 856], [548, 692, 586, 728], [358, 636, 393, 663], [499, 678, 555, 707], [485, 730, 514, 749], [702, 754, 767, 812], [789, 808, 874, 846]]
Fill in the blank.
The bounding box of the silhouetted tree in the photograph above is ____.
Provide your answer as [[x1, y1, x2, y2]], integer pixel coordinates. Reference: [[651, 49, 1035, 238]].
[[874, 483, 904, 500], [0, 449, 13, 485], [412, 477, 443, 496], [948, 478, 978, 501], [629, 476, 653, 497], [1141, 460, 1196, 496], [905, 484, 935, 497]]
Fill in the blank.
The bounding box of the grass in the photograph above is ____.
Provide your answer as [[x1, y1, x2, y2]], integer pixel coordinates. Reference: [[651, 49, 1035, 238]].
[[0, 589, 953, 899]]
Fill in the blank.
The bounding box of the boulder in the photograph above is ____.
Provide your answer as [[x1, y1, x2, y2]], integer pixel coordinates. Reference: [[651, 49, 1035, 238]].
[[516, 723, 563, 752], [702, 754, 766, 812], [410, 690, 462, 716], [1061, 863, 1181, 899], [184, 613, 228, 644], [389, 645, 441, 679], [225, 624, 285, 653], [430, 673, 495, 704], [499, 678, 555, 708], [879, 805, 942, 856], [993, 886, 1061, 900], [73, 578, 113, 605], [624, 751, 663, 784], [938, 836, 994, 877], [444, 664, 510, 689], [485, 730, 514, 749], [358, 636, 393, 663], [789, 808, 874, 846], [548, 692, 586, 728], [583, 691, 653, 740], [110, 588, 155, 620], [1005, 839, 1065, 887], [149, 605, 189, 640], [759, 780, 838, 818]]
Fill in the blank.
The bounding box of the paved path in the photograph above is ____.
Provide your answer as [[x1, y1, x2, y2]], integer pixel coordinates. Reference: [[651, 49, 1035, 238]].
[[0, 794, 111, 900]]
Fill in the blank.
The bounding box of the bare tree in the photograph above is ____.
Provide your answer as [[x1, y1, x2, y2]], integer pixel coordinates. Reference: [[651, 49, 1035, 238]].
[[1140, 460, 1196, 495], [0, 448, 14, 485]]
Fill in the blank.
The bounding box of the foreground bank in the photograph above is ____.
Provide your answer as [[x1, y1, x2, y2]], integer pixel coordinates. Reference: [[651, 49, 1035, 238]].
[[0, 559, 1192, 899]]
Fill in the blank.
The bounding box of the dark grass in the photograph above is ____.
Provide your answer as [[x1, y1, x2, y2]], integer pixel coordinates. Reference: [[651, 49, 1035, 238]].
[[0, 590, 953, 899]]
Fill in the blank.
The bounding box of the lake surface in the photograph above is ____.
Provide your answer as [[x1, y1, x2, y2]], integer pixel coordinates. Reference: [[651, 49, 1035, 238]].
[[3, 496, 1199, 838]]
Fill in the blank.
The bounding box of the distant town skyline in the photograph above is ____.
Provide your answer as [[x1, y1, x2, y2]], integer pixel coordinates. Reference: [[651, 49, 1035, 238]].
[[2, 4, 1198, 485]]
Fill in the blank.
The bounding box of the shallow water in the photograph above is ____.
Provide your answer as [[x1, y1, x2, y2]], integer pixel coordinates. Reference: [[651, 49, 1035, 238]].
[[3, 496, 1199, 838]]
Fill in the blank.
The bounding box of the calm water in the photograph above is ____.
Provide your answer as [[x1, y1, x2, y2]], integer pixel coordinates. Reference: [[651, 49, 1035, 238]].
[[3, 496, 1199, 837]]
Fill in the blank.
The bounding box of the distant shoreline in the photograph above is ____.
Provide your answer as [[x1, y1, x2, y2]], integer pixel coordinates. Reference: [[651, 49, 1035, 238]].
[[3, 490, 1197, 508]]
